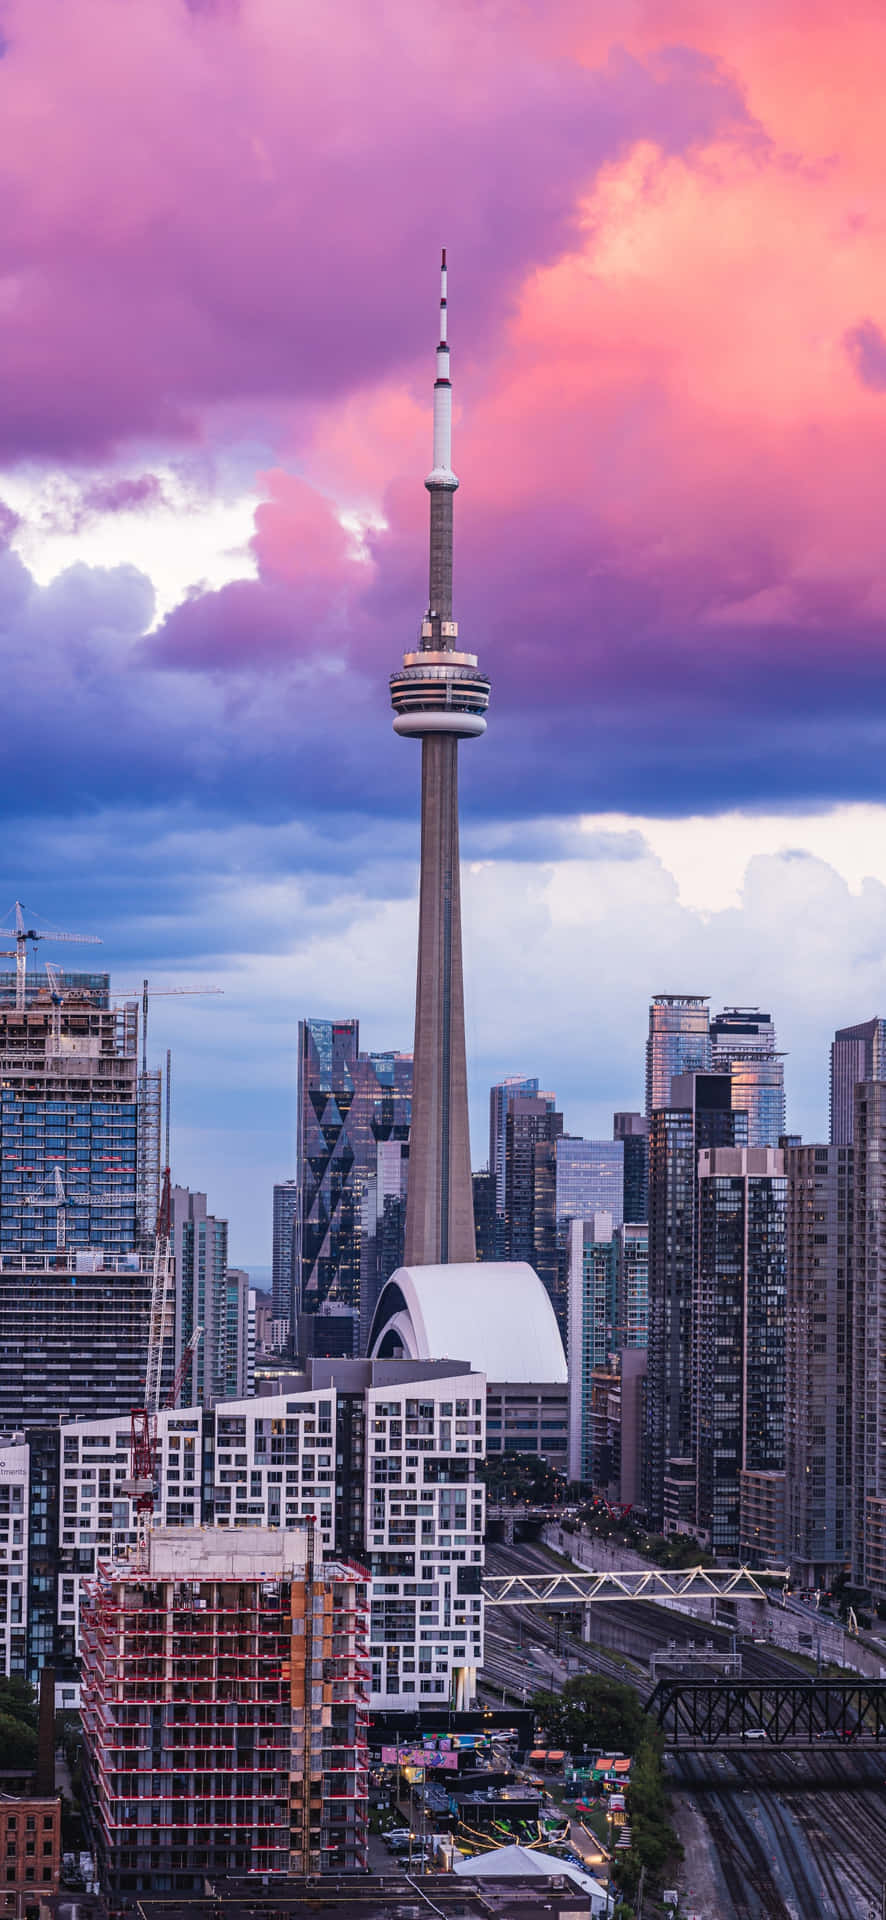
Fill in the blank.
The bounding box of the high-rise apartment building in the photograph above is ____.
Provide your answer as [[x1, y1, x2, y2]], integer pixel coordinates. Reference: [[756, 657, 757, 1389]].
[[58, 1358, 485, 1715], [615, 1221, 649, 1349], [489, 1077, 546, 1239], [295, 1018, 411, 1356], [709, 1006, 777, 1065], [81, 1527, 369, 1899], [359, 1139, 409, 1352], [556, 1138, 625, 1232], [0, 1249, 154, 1428], [830, 1018, 886, 1145], [614, 1112, 649, 1223], [852, 1081, 886, 1595], [694, 1147, 787, 1559], [710, 1006, 785, 1146], [0, 1434, 28, 1679], [0, 978, 146, 1257], [784, 1142, 853, 1586], [645, 1073, 746, 1530], [645, 995, 711, 1118], [271, 1178, 298, 1323], [171, 1187, 249, 1405], [471, 1167, 496, 1262], [502, 1097, 564, 1328]]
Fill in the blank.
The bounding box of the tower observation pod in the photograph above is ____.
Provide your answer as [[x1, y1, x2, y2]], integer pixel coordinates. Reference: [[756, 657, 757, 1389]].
[[391, 253, 489, 1266]]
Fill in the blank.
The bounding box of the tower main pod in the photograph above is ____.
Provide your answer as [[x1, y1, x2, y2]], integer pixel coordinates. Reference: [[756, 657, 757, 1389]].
[[390, 254, 490, 1265]]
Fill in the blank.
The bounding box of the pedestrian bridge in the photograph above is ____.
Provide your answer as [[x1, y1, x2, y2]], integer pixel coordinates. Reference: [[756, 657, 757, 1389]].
[[481, 1566, 770, 1606], [646, 1679, 886, 1750]]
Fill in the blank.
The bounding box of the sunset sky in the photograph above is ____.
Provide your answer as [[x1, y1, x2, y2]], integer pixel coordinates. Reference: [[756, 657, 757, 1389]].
[[3, 0, 886, 1261]]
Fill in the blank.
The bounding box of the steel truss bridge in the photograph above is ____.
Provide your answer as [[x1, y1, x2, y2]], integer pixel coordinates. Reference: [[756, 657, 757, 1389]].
[[480, 1566, 769, 1607], [646, 1680, 886, 1749]]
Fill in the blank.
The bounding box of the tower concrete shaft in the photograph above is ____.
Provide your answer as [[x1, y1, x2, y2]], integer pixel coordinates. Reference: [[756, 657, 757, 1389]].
[[390, 253, 489, 1266]]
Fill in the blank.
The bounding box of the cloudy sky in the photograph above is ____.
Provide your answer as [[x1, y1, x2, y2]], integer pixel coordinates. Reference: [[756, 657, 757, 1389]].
[[2, 0, 886, 1264]]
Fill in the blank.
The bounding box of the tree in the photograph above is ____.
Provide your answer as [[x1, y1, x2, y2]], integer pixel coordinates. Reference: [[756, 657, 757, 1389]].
[[614, 1736, 683, 1899], [480, 1453, 566, 1506], [531, 1675, 646, 1755], [0, 1711, 37, 1770]]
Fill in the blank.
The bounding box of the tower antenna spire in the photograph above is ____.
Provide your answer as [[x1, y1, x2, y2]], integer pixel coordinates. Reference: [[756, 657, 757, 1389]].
[[389, 254, 490, 1265]]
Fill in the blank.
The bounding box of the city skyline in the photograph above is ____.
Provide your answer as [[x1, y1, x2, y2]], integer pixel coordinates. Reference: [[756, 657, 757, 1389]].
[[2, 3, 886, 1257]]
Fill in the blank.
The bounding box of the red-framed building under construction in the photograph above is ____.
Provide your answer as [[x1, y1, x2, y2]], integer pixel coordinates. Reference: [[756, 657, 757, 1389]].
[[80, 1526, 368, 1905]]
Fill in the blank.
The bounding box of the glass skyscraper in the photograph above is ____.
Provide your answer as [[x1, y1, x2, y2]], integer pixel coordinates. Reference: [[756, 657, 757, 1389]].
[[645, 1072, 747, 1530], [645, 995, 711, 1117], [556, 1137, 625, 1232], [710, 1007, 785, 1147], [695, 1147, 787, 1559], [0, 976, 140, 1258], [829, 1017, 886, 1146], [295, 1018, 411, 1356]]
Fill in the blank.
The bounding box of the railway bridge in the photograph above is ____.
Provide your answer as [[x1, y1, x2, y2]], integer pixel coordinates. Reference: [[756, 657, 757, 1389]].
[[646, 1678, 886, 1749]]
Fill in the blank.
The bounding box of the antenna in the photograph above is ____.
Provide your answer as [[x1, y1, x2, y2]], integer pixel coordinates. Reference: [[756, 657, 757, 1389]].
[[165, 1048, 171, 1171]]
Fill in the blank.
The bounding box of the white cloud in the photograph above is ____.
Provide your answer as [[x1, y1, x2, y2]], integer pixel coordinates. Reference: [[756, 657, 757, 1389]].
[[2, 461, 259, 622], [14, 801, 886, 1263]]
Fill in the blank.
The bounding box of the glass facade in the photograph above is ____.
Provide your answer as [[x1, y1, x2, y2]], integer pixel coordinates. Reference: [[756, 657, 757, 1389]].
[[645, 995, 710, 1117], [728, 1056, 786, 1148], [296, 1019, 411, 1355], [615, 1222, 648, 1348], [556, 1138, 625, 1231], [171, 1187, 246, 1405], [645, 1074, 747, 1528], [488, 1076, 546, 1229], [0, 986, 140, 1258], [829, 1017, 886, 1146], [567, 1216, 618, 1483], [695, 1149, 786, 1558]]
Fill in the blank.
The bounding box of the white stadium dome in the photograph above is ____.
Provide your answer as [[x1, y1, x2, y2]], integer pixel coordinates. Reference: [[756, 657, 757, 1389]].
[[368, 1261, 567, 1384]]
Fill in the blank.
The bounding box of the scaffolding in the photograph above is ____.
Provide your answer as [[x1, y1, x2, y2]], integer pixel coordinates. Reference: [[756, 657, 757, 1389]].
[[80, 1534, 369, 1901]]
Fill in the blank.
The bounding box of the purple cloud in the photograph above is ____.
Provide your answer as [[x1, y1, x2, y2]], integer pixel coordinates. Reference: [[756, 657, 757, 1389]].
[[844, 319, 886, 393]]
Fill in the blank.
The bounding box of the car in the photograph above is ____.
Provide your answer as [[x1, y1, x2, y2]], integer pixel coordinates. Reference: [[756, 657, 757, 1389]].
[[742, 1728, 768, 1741]]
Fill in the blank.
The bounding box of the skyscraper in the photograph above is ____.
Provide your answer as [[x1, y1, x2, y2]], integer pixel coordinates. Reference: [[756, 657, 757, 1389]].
[[503, 1095, 564, 1314], [695, 1147, 787, 1559], [271, 1177, 298, 1322], [614, 1112, 649, 1224], [784, 1141, 853, 1586], [171, 1185, 250, 1405], [851, 1080, 886, 1596], [390, 253, 490, 1265], [645, 995, 711, 1117], [710, 1006, 785, 1146], [489, 1076, 545, 1225], [830, 1017, 886, 1145], [0, 977, 142, 1257], [645, 1072, 747, 1530], [295, 1019, 411, 1355]]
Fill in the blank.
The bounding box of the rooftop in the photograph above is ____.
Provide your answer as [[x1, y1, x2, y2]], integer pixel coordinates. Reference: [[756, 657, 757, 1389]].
[[138, 1873, 593, 1919]]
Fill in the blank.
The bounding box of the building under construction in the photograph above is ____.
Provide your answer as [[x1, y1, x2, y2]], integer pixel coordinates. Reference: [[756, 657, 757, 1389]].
[[80, 1527, 369, 1902], [0, 975, 160, 1256]]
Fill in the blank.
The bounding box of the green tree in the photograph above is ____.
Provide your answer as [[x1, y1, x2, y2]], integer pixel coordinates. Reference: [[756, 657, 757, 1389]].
[[531, 1675, 646, 1755], [0, 1678, 37, 1727], [614, 1736, 683, 1899], [480, 1454, 566, 1506], [0, 1711, 37, 1769]]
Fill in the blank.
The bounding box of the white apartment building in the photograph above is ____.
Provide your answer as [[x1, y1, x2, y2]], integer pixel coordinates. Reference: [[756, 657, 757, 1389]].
[[0, 1436, 28, 1678], [58, 1361, 485, 1711]]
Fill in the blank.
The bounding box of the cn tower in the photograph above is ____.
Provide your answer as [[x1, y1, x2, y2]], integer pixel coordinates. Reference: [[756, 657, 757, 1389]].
[[390, 252, 490, 1266]]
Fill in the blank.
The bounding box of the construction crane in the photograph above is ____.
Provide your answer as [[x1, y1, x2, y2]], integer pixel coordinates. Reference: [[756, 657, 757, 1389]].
[[164, 1325, 203, 1411], [23, 1168, 132, 1252], [123, 1168, 176, 1562], [0, 900, 101, 1011]]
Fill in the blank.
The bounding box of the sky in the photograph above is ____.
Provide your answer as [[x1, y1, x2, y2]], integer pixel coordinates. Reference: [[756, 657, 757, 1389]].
[[2, 0, 886, 1263]]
